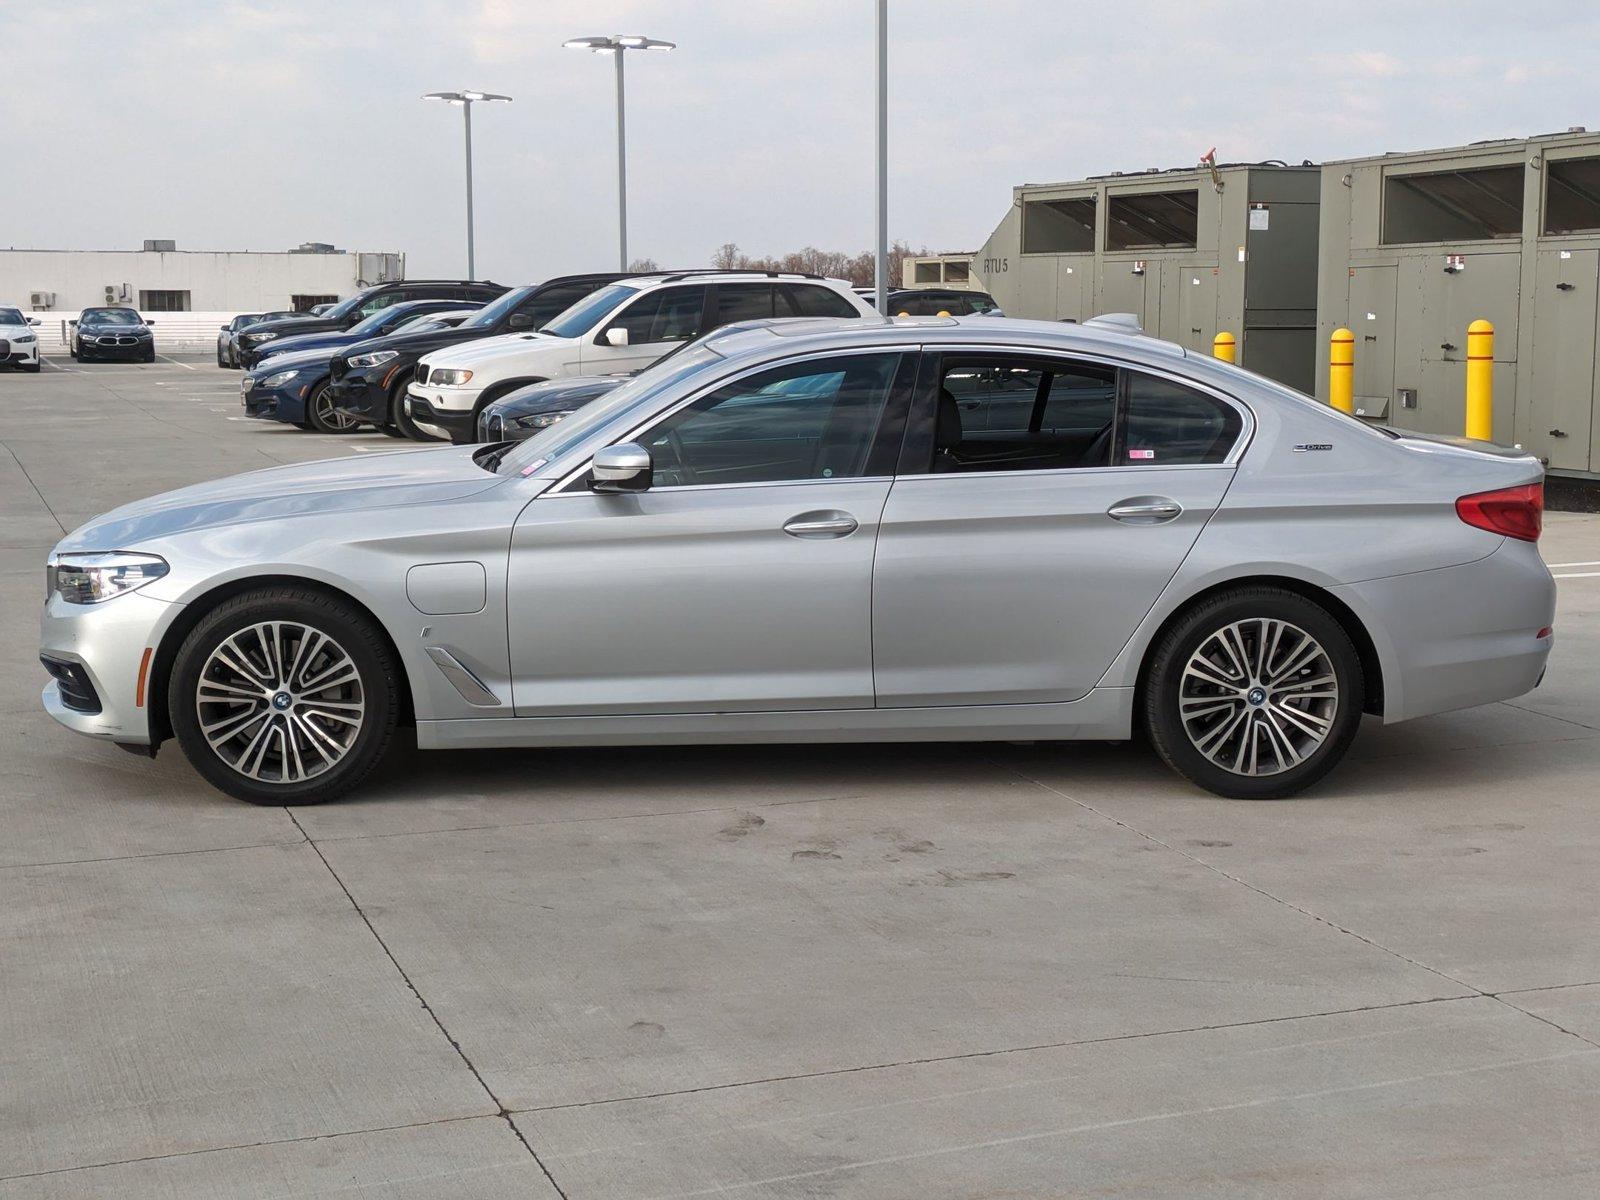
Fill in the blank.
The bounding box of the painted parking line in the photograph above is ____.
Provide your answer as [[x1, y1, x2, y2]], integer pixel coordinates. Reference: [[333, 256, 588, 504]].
[[156, 355, 196, 370], [1554, 572, 1600, 579], [1547, 561, 1600, 568]]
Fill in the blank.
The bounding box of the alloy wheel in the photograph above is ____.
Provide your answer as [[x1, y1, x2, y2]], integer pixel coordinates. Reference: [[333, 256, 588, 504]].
[[313, 389, 359, 432], [195, 621, 365, 783], [1178, 618, 1339, 777]]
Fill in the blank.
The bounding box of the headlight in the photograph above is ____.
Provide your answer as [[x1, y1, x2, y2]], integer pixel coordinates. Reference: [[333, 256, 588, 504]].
[[347, 349, 398, 368], [48, 552, 169, 605], [252, 331, 279, 343], [514, 409, 575, 430], [261, 369, 299, 388], [15, 333, 36, 343], [431, 368, 473, 386]]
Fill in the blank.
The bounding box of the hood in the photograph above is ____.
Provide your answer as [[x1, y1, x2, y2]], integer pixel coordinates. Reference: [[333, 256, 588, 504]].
[[248, 348, 330, 375], [56, 445, 505, 552], [423, 331, 560, 368], [342, 324, 497, 361], [259, 329, 356, 358], [488, 374, 626, 418], [244, 316, 336, 340]]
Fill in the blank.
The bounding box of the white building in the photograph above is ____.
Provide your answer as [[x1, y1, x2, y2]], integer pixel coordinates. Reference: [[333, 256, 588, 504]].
[[0, 242, 405, 315]]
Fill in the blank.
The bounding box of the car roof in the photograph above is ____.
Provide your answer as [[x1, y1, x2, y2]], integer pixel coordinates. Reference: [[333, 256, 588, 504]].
[[699, 314, 1186, 366], [624, 271, 849, 289]]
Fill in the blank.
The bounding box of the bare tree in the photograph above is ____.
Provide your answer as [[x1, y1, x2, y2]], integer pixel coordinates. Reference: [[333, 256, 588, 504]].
[[626, 257, 659, 273], [709, 241, 926, 286]]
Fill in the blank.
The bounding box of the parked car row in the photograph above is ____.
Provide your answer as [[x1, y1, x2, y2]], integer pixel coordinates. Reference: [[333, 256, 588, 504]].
[[227, 269, 882, 444]]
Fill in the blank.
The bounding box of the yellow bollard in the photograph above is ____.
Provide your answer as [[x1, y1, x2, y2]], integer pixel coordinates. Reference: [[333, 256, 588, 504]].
[[1212, 331, 1236, 363], [1329, 328, 1355, 414], [1465, 319, 1494, 441]]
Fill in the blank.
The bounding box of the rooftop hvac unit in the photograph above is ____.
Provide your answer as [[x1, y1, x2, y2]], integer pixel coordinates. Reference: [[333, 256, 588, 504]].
[[29, 291, 55, 309], [104, 283, 132, 303]]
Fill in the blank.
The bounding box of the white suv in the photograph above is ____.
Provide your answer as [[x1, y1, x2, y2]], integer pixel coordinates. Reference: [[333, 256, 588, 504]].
[[0, 305, 42, 373], [406, 272, 874, 442]]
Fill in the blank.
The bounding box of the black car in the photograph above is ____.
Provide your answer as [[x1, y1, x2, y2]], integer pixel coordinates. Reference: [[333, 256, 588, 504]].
[[475, 374, 628, 443], [70, 307, 156, 362], [865, 288, 1004, 317], [326, 273, 629, 439], [235, 279, 506, 369], [217, 311, 298, 368]]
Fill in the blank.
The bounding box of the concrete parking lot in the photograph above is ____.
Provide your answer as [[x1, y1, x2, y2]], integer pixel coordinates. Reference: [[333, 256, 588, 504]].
[[2, 354, 1599, 1198]]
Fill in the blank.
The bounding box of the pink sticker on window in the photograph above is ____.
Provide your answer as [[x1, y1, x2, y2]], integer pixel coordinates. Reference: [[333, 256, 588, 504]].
[[1130, 448, 1156, 460]]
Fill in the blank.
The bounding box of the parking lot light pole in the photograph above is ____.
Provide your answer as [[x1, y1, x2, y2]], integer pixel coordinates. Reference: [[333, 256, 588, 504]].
[[422, 90, 512, 279], [874, 0, 888, 316], [564, 35, 676, 270]]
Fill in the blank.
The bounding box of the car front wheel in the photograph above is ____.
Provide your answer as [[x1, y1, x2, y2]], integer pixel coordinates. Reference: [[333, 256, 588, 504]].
[[1143, 587, 1364, 799], [168, 587, 399, 804], [305, 380, 359, 434]]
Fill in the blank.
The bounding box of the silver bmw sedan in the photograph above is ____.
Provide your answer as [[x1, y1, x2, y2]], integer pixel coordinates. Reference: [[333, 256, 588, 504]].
[[40, 317, 1555, 805]]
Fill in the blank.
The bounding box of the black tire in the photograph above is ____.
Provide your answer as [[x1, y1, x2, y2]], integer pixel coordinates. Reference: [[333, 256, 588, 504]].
[[377, 423, 407, 438], [390, 374, 445, 442], [143, 348, 156, 363], [1142, 586, 1364, 800], [168, 587, 400, 805], [69, 341, 80, 361], [217, 347, 227, 367], [304, 380, 357, 434], [21, 361, 40, 374]]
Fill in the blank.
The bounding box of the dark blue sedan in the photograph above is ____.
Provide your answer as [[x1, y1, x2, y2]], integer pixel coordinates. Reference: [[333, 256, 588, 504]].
[[253, 299, 481, 367]]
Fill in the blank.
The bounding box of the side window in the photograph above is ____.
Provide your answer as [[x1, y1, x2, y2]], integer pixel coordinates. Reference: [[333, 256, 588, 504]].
[[781, 284, 859, 318], [525, 283, 595, 327], [934, 358, 1116, 473], [606, 285, 706, 345], [358, 292, 403, 316], [966, 293, 1000, 314], [639, 353, 901, 488], [1121, 373, 1242, 465], [709, 283, 775, 326]]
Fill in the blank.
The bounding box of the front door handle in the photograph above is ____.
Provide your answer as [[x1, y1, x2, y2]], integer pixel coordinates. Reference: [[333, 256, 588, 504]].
[[1107, 498, 1183, 524], [782, 511, 859, 539]]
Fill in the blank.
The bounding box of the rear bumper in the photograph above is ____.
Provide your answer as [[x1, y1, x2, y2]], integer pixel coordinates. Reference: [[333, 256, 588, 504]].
[[1332, 539, 1556, 723]]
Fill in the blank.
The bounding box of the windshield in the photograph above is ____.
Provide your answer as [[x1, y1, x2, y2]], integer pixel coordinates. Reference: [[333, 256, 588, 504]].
[[0, 307, 24, 325], [322, 292, 368, 321], [348, 306, 415, 336], [82, 309, 142, 325], [459, 286, 531, 329], [538, 283, 640, 340], [497, 343, 725, 475]]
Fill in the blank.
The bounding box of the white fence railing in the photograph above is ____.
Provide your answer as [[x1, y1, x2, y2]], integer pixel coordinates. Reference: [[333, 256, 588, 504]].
[[34, 311, 250, 352]]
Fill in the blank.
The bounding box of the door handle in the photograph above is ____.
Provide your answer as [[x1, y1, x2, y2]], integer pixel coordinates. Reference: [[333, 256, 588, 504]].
[[782, 511, 859, 539], [1107, 498, 1183, 524]]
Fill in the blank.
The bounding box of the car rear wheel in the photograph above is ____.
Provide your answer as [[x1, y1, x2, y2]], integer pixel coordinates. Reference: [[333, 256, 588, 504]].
[[1143, 587, 1363, 799], [305, 380, 358, 434], [168, 587, 399, 805]]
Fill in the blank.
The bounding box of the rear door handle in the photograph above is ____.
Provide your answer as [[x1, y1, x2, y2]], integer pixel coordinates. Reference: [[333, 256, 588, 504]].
[[1107, 498, 1183, 524], [783, 511, 859, 539]]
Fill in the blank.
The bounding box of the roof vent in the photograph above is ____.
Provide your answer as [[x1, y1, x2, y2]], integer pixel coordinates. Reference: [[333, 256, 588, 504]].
[[142, 239, 176, 252]]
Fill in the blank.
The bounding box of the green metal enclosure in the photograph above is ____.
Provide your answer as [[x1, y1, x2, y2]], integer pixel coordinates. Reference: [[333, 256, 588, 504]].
[[974, 164, 1321, 392], [1316, 130, 1600, 477]]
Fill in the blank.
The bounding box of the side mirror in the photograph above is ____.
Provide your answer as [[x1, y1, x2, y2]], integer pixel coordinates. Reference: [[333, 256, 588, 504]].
[[220, 324, 229, 331], [604, 326, 630, 347], [28, 317, 40, 326], [507, 313, 534, 329], [590, 442, 652, 493], [145, 319, 155, 325]]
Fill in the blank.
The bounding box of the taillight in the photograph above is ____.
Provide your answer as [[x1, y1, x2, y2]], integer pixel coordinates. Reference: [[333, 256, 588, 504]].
[[1456, 482, 1543, 542]]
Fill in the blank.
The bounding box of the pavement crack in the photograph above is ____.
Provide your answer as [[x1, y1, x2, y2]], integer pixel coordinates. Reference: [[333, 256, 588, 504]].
[[0, 435, 67, 534], [517, 995, 1480, 1114], [284, 811, 571, 1199]]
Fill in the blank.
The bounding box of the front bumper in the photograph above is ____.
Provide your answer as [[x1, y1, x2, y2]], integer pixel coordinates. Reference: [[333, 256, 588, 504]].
[[405, 384, 480, 441], [1, 338, 40, 365], [240, 376, 310, 423], [327, 369, 390, 425], [40, 590, 178, 745], [80, 335, 152, 360]]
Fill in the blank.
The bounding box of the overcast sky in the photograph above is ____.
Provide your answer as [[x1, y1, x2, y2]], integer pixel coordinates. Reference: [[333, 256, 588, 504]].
[[1, 0, 1595, 280]]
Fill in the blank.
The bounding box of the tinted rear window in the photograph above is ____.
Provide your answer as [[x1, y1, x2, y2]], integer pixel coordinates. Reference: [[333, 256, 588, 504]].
[[1120, 374, 1241, 465]]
